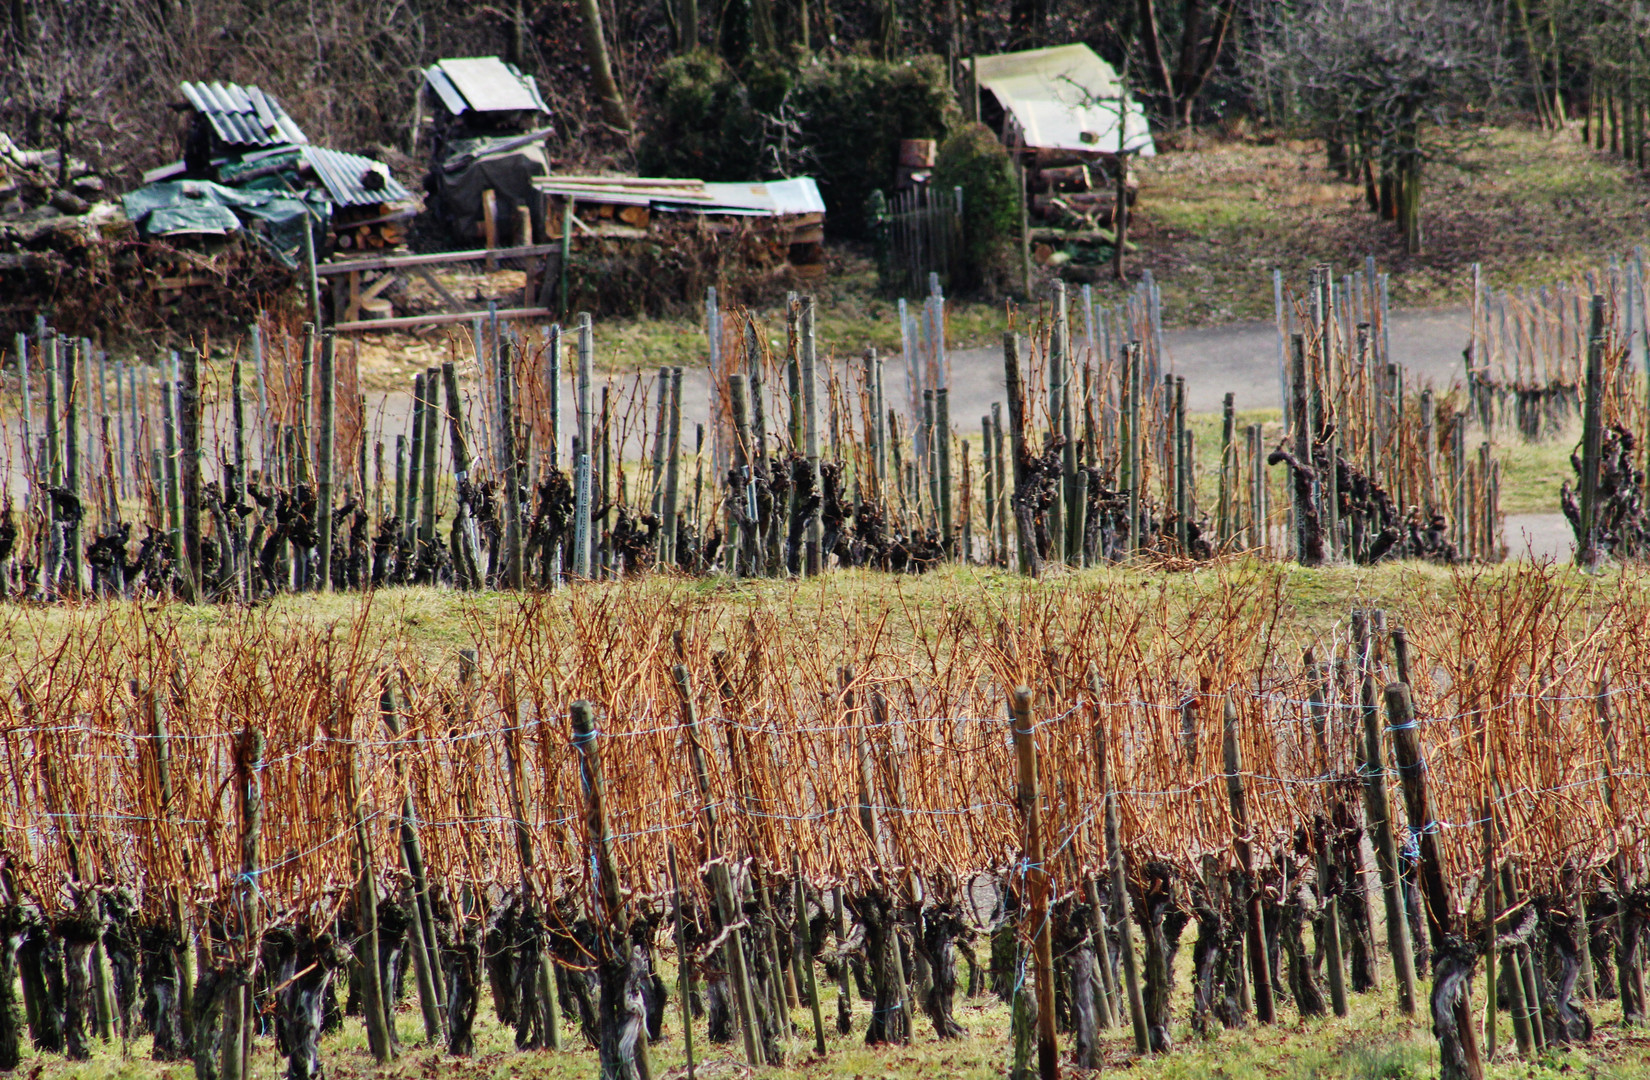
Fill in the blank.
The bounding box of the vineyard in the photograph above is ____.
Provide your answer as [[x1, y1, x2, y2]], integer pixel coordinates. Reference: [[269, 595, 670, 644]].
[[0, 563, 1643, 1080], [2, 252, 1650, 1080]]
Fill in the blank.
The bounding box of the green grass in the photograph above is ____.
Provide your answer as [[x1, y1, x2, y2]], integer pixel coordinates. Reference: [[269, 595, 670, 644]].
[[584, 250, 1007, 374], [1090, 124, 1650, 327], [1497, 423, 1580, 516], [3, 556, 1635, 672], [19, 947, 1650, 1080]]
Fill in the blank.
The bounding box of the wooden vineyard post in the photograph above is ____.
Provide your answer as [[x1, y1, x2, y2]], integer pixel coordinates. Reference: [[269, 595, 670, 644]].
[[343, 692, 395, 1064], [405, 372, 425, 550], [316, 332, 335, 592], [1218, 392, 1235, 546], [229, 349, 248, 599], [1246, 423, 1264, 551], [1008, 687, 1057, 1080], [1306, 661, 1350, 1019], [794, 853, 827, 1056], [218, 724, 263, 1080], [499, 670, 562, 1050], [671, 664, 763, 1066], [728, 374, 755, 575], [1223, 696, 1277, 1025], [599, 386, 612, 576], [379, 678, 444, 1043], [499, 342, 523, 587], [1577, 294, 1605, 567], [1288, 333, 1322, 566], [1003, 332, 1036, 575], [1361, 669, 1418, 1014], [832, 886, 852, 1034], [1048, 282, 1068, 565], [41, 336, 58, 596], [1598, 669, 1647, 1022], [441, 360, 482, 587], [937, 384, 954, 556], [570, 701, 653, 1080], [421, 365, 439, 553], [1387, 682, 1483, 1080], [179, 348, 202, 601], [1469, 667, 1503, 1058], [649, 368, 670, 535], [991, 402, 1008, 564], [802, 295, 822, 575], [667, 845, 696, 1078], [663, 367, 683, 568], [1172, 376, 1187, 551], [1125, 344, 1142, 557], [1315, 814, 1349, 1018], [64, 341, 85, 596], [1093, 676, 1148, 1053], [574, 314, 594, 578], [983, 414, 997, 565]]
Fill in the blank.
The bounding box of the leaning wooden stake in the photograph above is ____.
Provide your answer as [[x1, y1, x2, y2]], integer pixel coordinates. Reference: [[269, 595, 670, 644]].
[[571, 700, 653, 1080], [793, 852, 827, 1056], [499, 342, 523, 587], [672, 663, 763, 1065], [667, 845, 696, 1079], [1008, 687, 1057, 1080], [1361, 671, 1418, 1015], [316, 333, 335, 592], [178, 349, 202, 601], [344, 689, 395, 1064], [379, 679, 444, 1043], [1387, 682, 1483, 1080], [1094, 675, 1149, 1054], [1003, 333, 1036, 575], [1223, 696, 1277, 1025], [1577, 295, 1605, 567]]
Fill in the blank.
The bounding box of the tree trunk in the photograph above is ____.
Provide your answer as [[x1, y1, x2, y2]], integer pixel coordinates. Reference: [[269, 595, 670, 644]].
[[576, 0, 633, 130]]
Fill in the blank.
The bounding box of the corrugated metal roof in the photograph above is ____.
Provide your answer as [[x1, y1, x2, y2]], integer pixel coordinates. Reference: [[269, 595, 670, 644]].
[[180, 81, 308, 148], [535, 176, 826, 218], [971, 45, 1155, 155], [300, 146, 411, 207], [427, 57, 549, 115]]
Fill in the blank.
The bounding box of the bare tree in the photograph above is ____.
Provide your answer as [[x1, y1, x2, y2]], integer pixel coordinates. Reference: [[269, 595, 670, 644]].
[[1252, 0, 1506, 253], [1135, 0, 1240, 128], [577, 0, 634, 130]]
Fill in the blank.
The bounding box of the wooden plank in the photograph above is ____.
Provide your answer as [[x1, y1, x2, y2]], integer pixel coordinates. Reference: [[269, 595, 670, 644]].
[[316, 243, 563, 277], [361, 272, 399, 302], [411, 266, 465, 313], [346, 270, 362, 324], [334, 307, 554, 333]]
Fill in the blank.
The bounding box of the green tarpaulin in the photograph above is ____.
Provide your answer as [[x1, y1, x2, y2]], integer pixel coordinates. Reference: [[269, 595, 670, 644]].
[[122, 179, 326, 267]]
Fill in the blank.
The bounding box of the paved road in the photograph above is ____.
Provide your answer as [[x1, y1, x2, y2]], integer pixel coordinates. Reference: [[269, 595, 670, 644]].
[[353, 303, 1572, 559], [351, 304, 1474, 446], [939, 305, 1474, 418], [80, 303, 1564, 560]]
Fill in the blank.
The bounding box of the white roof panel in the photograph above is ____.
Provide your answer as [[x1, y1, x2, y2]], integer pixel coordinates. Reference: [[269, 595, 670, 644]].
[[432, 57, 549, 114], [971, 44, 1155, 155]]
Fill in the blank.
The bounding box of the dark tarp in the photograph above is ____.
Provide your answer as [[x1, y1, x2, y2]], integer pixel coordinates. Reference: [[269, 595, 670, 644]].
[[123, 180, 325, 266], [429, 138, 550, 243]]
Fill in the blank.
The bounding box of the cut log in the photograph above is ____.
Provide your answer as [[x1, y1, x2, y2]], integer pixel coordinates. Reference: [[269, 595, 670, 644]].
[[1040, 164, 1092, 192]]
